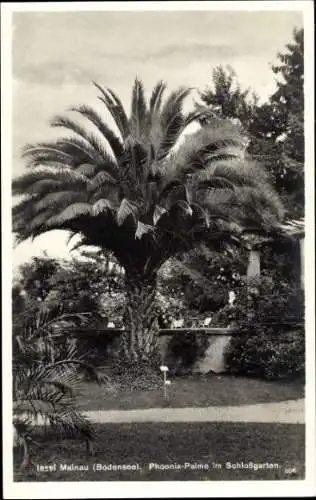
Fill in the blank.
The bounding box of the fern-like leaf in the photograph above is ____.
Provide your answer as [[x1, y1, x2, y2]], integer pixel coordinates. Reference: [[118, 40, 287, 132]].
[[45, 203, 92, 227], [117, 198, 138, 226], [92, 198, 114, 216], [135, 221, 155, 239]]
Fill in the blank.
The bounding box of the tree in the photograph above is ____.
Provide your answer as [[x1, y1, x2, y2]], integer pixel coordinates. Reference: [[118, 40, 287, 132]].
[[12, 78, 284, 367], [15, 255, 61, 302], [13, 251, 125, 330], [198, 65, 258, 128], [270, 27, 304, 218], [199, 29, 304, 219]]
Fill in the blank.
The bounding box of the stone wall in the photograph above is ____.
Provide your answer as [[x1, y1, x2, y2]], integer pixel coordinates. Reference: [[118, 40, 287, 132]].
[[70, 327, 234, 374]]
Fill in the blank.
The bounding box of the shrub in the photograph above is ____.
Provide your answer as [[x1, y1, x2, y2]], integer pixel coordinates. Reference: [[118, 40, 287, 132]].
[[222, 277, 305, 380], [225, 326, 305, 381], [109, 351, 162, 391], [211, 303, 245, 327]]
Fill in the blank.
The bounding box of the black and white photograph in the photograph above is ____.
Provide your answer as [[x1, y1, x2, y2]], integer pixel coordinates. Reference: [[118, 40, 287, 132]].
[[2, 1, 315, 498]]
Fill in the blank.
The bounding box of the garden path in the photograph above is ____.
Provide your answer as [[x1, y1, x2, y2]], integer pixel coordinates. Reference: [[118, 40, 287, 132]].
[[82, 399, 304, 424]]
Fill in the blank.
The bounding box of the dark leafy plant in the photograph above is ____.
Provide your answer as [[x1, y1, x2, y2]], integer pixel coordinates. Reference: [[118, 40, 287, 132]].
[[225, 327, 305, 381], [168, 244, 247, 314], [222, 277, 305, 380], [13, 301, 108, 470]]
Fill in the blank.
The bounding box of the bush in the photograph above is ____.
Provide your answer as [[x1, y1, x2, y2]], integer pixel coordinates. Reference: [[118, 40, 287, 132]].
[[225, 326, 305, 381], [222, 277, 305, 380], [109, 350, 163, 391], [211, 303, 245, 327]]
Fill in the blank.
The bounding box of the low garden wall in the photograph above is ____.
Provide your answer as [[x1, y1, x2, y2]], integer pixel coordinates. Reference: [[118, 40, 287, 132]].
[[69, 327, 238, 374], [65, 321, 304, 381]]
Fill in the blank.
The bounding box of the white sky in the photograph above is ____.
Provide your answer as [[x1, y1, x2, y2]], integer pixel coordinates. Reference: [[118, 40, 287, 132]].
[[11, 9, 303, 268]]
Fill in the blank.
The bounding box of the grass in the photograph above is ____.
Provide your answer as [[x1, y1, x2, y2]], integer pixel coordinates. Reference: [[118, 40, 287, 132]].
[[15, 422, 305, 481], [76, 374, 304, 411]]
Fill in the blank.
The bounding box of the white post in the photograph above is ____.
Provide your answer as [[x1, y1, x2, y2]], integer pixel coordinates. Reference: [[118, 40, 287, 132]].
[[247, 249, 260, 279]]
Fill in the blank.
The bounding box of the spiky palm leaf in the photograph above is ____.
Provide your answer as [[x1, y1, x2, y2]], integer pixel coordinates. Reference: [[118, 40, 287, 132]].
[[12, 78, 284, 275], [13, 302, 108, 469]]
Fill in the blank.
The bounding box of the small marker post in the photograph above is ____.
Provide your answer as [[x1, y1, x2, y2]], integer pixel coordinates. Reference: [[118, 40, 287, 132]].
[[160, 365, 170, 402]]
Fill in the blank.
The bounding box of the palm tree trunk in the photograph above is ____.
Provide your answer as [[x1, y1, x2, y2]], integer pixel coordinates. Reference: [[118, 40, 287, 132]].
[[120, 270, 160, 365]]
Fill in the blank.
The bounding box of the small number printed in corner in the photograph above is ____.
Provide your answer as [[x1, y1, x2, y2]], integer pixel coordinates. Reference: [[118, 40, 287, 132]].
[[284, 466, 298, 476]]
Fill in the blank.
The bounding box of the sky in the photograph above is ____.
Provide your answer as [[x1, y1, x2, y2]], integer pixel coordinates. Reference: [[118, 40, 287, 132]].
[[11, 8, 303, 268]]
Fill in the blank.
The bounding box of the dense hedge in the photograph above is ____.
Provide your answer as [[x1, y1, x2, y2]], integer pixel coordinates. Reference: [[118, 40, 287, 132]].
[[224, 326, 305, 380], [221, 278, 305, 381]]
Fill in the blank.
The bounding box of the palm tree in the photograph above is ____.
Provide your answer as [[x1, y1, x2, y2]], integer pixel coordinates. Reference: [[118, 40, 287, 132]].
[[12, 78, 284, 366], [13, 300, 107, 470]]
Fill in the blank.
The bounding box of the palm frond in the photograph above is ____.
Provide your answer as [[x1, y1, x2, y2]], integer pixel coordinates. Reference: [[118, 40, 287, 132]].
[[120, 138, 149, 187], [135, 221, 155, 240], [70, 105, 124, 158], [196, 177, 236, 190], [94, 82, 130, 139], [45, 202, 92, 228], [13, 82, 284, 251], [158, 180, 191, 212], [54, 137, 104, 165], [149, 80, 167, 117], [22, 144, 73, 168], [24, 178, 64, 196], [88, 170, 118, 192], [50, 116, 113, 164], [155, 87, 192, 160], [12, 169, 84, 194], [162, 121, 248, 185], [34, 190, 87, 212], [76, 163, 97, 177], [92, 198, 114, 216], [117, 198, 138, 226], [130, 77, 147, 138], [153, 205, 167, 225], [13, 300, 110, 469], [69, 236, 94, 252]]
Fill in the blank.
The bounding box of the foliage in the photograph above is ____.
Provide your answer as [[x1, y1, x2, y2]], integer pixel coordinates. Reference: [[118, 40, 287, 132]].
[[220, 276, 305, 380], [12, 78, 284, 363], [198, 29, 304, 220], [14, 255, 61, 302], [13, 300, 108, 470], [225, 328, 305, 381], [48, 255, 123, 323], [168, 244, 247, 314], [260, 238, 301, 283], [199, 65, 258, 127], [13, 252, 125, 326], [109, 356, 163, 391], [269, 27, 304, 218], [12, 81, 281, 262]]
